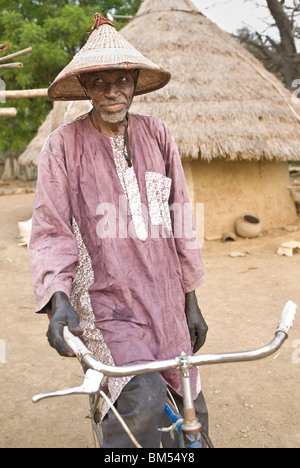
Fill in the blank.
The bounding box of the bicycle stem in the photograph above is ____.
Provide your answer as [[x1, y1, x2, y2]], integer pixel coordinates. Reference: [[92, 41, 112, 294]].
[[179, 352, 202, 439]]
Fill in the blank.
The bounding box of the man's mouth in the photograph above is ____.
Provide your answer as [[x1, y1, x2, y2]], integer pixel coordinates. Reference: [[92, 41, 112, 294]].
[[101, 103, 126, 112]]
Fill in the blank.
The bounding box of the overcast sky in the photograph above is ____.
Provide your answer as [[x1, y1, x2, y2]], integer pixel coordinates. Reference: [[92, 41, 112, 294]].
[[191, 0, 282, 38]]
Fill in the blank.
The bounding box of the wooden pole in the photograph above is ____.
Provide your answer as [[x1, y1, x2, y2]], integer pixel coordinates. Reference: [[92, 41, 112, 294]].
[[0, 62, 23, 71], [112, 15, 133, 19], [0, 89, 48, 100], [0, 108, 17, 117], [0, 44, 11, 54], [0, 47, 32, 64]]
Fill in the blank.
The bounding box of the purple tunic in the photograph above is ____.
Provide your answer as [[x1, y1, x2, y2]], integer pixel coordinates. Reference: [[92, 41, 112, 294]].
[[29, 113, 206, 403]]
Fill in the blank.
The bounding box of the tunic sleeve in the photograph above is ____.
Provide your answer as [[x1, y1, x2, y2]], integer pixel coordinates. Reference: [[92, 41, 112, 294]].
[[160, 124, 206, 293], [29, 141, 78, 314]]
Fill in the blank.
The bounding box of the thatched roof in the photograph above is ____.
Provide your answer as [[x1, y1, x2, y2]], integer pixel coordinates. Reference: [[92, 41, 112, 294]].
[[19, 0, 300, 166], [19, 109, 53, 166], [124, 0, 300, 161], [19, 101, 92, 166]]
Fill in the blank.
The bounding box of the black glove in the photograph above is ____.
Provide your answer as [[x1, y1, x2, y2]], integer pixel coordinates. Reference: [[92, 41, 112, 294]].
[[46, 291, 83, 357], [185, 290, 208, 353]]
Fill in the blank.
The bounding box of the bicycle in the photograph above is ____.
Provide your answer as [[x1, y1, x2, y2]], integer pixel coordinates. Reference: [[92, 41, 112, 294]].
[[32, 300, 297, 449]]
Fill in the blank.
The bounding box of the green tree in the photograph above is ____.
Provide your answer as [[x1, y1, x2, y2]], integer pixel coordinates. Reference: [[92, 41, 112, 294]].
[[0, 1, 142, 156]]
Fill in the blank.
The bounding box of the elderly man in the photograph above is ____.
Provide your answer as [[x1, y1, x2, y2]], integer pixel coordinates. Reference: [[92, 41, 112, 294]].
[[29, 14, 208, 448]]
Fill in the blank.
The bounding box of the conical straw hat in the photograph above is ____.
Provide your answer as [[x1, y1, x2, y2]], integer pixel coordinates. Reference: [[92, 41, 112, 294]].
[[48, 14, 171, 101]]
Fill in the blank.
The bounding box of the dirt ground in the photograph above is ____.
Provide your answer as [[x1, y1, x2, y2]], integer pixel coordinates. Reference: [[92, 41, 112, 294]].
[[0, 184, 299, 448]]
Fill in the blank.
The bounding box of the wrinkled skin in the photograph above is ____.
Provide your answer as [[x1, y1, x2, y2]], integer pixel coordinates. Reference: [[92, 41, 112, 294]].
[[79, 69, 138, 134]]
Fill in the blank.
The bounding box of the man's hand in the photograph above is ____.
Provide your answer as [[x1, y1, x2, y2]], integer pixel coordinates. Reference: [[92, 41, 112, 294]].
[[185, 290, 208, 353], [47, 292, 83, 357]]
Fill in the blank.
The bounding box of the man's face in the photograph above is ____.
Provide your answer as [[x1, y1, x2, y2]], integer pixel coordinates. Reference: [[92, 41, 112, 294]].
[[80, 69, 137, 123]]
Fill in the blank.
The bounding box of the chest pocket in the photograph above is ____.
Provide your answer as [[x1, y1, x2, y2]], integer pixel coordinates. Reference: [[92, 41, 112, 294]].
[[145, 171, 172, 232]]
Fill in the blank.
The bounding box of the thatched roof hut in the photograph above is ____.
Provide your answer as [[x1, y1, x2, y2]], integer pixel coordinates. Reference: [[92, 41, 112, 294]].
[[126, 0, 300, 162], [19, 0, 300, 237], [19, 101, 92, 166], [125, 0, 300, 236], [19, 109, 53, 167]]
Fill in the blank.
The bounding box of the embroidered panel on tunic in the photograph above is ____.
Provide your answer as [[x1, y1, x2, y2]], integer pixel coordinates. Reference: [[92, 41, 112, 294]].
[[110, 137, 173, 240], [145, 171, 172, 231], [70, 218, 132, 420], [110, 136, 148, 241]]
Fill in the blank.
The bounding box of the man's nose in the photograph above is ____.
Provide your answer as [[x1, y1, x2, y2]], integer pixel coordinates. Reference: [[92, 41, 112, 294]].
[[105, 83, 120, 98]]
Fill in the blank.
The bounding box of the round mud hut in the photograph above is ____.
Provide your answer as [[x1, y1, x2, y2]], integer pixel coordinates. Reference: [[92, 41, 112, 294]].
[[124, 0, 300, 238], [19, 0, 300, 239]]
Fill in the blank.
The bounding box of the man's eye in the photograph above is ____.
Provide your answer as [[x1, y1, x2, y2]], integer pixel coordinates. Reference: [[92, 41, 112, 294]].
[[118, 76, 130, 84], [94, 79, 105, 86]]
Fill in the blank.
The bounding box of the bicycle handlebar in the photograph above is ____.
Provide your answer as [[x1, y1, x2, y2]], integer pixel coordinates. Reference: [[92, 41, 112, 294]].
[[32, 301, 297, 404], [63, 300, 297, 376]]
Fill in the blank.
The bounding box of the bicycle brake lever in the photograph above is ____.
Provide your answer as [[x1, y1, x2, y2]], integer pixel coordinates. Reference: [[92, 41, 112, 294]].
[[276, 300, 297, 335], [32, 369, 104, 403]]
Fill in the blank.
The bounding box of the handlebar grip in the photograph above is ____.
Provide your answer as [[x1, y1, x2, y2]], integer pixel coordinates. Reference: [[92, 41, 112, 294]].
[[63, 326, 92, 360], [276, 301, 297, 335]]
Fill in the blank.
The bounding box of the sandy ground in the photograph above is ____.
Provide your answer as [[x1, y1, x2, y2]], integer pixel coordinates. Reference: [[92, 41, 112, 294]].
[[0, 187, 299, 448]]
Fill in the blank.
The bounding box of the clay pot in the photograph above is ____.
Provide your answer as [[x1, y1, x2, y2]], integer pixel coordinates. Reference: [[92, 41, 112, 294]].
[[235, 213, 261, 238]]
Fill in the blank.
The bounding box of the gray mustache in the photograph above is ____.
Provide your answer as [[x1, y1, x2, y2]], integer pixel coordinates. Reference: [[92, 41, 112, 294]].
[[101, 101, 126, 106]]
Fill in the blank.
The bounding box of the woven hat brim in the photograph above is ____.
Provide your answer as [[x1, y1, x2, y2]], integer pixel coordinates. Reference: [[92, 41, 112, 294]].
[[48, 64, 171, 101], [48, 24, 171, 100]]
